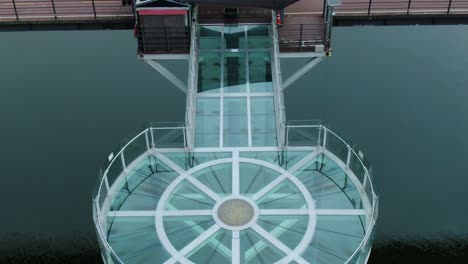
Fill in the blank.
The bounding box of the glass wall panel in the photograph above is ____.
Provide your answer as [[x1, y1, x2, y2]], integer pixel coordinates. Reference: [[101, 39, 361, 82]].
[[198, 52, 221, 93], [326, 130, 349, 163], [249, 52, 272, 92], [123, 132, 147, 165], [224, 25, 246, 49], [224, 52, 247, 93], [247, 25, 270, 49], [287, 126, 320, 146], [199, 26, 222, 50], [152, 128, 185, 148], [107, 156, 123, 187]]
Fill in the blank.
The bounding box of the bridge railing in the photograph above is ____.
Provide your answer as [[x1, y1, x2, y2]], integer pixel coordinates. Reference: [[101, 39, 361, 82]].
[[277, 23, 327, 50], [286, 120, 378, 264], [0, 0, 133, 22], [135, 25, 191, 53], [335, 0, 468, 15], [92, 122, 187, 263]]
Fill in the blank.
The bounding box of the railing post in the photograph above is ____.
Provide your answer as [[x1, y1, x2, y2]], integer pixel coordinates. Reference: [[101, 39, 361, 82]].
[[317, 125, 322, 147], [145, 129, 150, 151], [299, 24, 303, 48], [447, 0, 453, 14], [140, 25, 146, 52], [121, 152, 127, 171], [367, 0, 373, 15], [407, 0, 412, 15], [322, 127, 328, 149], [323, 0, 327, 16], [182, 127, 187, 149], [51, 0, 57, 19], [323, 4, 334, 51], [363, 171, 368, 188], [104, 173, 110, 191], [346, 145, 351, 168], [165, 26, 170, 52], [150, 128, 155, 148], [92, 0, 97, 20], [11, 0, 19, 21]]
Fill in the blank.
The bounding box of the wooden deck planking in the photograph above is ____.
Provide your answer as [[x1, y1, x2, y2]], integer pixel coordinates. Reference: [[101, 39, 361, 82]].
[[280, 0, 326, 51], [0, 0, 467, 28], [0, 0, 132, 21], [336, 0, 468, 14]]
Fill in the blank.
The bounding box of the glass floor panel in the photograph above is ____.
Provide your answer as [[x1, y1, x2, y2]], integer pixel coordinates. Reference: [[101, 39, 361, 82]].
[[293, 155, 364, 209], [111, 155, 178, 211], [107, 216, 171, 264], [257, 215, 309, 250], [301, 215, 365, 263], [164, 215, 216, 251], [103, 149, 371, 264], [195, 25, 277, 148], [188, 229, 232, 264]]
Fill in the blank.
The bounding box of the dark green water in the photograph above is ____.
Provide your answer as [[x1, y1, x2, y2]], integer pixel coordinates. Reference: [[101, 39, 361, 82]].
[[0, 26, 467, 251]]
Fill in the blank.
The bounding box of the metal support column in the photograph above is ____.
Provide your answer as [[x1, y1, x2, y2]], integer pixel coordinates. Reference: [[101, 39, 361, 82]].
[[281, 56, 325, 90], [144, 59, 188, 93]]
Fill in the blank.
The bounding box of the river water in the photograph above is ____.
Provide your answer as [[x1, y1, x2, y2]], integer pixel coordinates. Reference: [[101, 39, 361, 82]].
[[0, 26, 467, 251]]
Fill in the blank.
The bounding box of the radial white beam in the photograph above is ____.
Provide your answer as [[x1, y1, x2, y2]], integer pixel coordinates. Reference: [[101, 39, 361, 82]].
[[107, 211, 155, 217], [232, 150, 240, 195], [245, 218, 298, 262], [164, 225, 221, 264], [251, 174, 287, 201], [179, 225, 221, 257], [155, 152, 221, 202], [154, 152, 187, 175], [186, 175, 222, 202], [288, 150, 321, 173], [162, 210, 212, 216], [315, 209, 366, 215], [251, 224, 308, 264], [259, 209, 309, 215], [252, 151, 319, 201], [232, 231, 240, 264], [165, 206, 231, 260]]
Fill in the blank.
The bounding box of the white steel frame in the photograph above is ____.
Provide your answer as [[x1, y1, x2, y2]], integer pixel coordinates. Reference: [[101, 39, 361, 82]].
[[193, 24, 279, 148], [93, 123, 377, 264]]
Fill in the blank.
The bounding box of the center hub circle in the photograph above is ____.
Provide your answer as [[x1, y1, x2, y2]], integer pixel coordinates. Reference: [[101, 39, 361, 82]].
[[217, 199, 254, 227]]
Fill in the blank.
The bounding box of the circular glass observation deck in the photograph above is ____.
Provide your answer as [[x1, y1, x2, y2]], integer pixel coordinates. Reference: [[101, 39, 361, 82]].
[[93, 122, 378, 264]]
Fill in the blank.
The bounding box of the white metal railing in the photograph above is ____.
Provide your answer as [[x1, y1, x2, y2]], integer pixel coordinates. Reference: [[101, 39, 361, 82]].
[[93, 120, 377, 263], [92, 122, 187, 264], [271, 11, 287, 149], [286, 120, 378, 264], [185, 5, 199, 150]]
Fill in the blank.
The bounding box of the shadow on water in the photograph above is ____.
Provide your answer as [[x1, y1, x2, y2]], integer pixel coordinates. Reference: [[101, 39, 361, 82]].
[[1, 234, 467, 264], [369, 235, 468, 264]]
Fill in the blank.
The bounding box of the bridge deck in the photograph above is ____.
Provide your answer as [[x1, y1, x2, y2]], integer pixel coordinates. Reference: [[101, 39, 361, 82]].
[[0, 0, 132, 24], [0, 0, 467, 31]]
